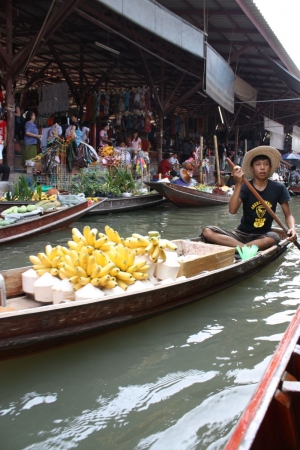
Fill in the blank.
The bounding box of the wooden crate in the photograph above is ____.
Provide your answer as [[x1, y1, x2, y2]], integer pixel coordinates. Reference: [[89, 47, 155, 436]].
[[173, 240, 235, 278]]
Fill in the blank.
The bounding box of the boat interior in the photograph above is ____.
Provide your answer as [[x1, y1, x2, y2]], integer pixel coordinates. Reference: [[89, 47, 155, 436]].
[[0, 230, 289, 316]]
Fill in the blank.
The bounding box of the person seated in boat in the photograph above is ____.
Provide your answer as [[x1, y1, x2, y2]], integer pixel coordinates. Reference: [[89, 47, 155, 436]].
[[116, 142, 131, 167], [171, 165, 194, 186], [225, 173, 236, 188], [202, 146, 297, 250], [158, 152, 172, 177], [289, 165, 300, 186]]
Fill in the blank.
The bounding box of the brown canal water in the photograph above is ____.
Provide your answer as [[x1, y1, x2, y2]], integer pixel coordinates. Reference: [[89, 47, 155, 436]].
[[1, 199, 300, 449]]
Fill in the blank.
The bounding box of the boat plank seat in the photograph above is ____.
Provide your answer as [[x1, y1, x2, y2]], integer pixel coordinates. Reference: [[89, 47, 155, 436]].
[[286, 345, 300, 380], [7, 296, 45, 311], [273, 389, 300, 450]]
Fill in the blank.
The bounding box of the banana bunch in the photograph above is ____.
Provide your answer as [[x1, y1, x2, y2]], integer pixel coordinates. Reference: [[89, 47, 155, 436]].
[[47, 194, 57, 201], [107, 244, 150, 290], [86, 197, 100, 202], [29, 245, 66, 277], [29, 226, 176, 294], [31, 153, 43, 162], [31, 190, 48, 201], [123, 231, 177, 263], [101, 146, 114, 157], [69, 226, 113, 252], [56, 246, 118, 291]]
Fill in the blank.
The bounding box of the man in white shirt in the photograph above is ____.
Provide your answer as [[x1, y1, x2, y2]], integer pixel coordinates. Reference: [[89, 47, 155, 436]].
[[169, 152, 179, 166], [48, 120, 62, 138], [82, 122, 90, 143]]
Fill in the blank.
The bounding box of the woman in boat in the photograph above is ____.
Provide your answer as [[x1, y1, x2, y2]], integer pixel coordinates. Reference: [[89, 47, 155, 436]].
[[158, 152, 172, 177], [202, 146, 297, 250]]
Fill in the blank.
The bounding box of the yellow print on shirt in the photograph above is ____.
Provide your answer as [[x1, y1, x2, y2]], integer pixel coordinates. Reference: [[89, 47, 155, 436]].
[[251, 200, 272, 210], [254, 218, 266, 228], [251, 201, 273, 228]]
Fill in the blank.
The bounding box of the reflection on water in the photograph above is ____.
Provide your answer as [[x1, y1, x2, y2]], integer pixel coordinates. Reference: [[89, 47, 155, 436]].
[[1, 199, 300, 449]]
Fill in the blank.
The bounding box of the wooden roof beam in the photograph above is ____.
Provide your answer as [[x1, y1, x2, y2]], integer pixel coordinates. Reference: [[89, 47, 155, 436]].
[[164, 80, 203, 116], [228, 43, 251, 64], [48, 41, 79, 104], [11, 0, 83, 79], [21, 60, 53, 90]]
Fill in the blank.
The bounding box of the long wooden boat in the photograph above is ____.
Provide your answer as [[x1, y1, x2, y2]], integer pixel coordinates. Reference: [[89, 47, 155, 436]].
[[143, 181, 169, 198], [145, 181, 230, 207], [0, 229, 289, 359], [164, 183, 230, 206], [0, 200, 36, 214], [0, 200, 101, 245], [86, 193, 165, 215], [288, 186, 300, 196], [225, 305, 300, 450]]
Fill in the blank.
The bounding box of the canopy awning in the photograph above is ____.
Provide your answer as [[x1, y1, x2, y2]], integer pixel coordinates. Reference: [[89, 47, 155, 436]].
[[265, 54, 300, 95]]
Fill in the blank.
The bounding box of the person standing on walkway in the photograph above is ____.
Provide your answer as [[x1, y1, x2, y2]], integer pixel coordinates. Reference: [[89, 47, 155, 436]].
[[23, 111, 42, 168], [0, 112, 7, 164]]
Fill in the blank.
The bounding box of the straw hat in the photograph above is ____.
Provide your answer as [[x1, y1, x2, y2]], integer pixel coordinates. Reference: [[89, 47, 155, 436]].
[[242, 146, 281, 179], [180, 168, 193, 184]]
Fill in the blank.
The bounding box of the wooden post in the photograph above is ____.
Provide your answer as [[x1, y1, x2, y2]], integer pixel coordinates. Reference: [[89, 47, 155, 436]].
[[245, 139, 248, 153], [214, 135, 221, 185], [79, 45, 84, 121], [91, 123, 96, 149], [6, 0, 14, 169], [157, 113, 163, 163], [234, 125, 239, 164], [199, 136, 203, 184]]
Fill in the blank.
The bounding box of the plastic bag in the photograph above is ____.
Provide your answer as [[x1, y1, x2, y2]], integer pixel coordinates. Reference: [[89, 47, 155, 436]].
[[58, 194, 86, 206]]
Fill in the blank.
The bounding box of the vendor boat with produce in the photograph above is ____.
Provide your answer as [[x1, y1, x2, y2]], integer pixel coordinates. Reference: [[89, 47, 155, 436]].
[[0, 146, 297, 359], [146, 138, 233, 207], [0, 177, 100, 244], [0, 220, 292, 359]]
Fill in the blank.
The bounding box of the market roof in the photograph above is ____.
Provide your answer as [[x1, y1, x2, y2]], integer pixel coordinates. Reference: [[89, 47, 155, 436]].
[[1, 0, 300, 132]]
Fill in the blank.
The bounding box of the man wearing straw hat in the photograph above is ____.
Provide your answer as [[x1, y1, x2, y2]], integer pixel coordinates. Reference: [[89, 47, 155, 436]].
[[202, 146, 297, 250]]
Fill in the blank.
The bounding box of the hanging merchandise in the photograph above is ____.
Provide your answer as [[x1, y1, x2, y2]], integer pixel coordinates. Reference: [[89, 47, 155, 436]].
[[38, 82, 69, 115]]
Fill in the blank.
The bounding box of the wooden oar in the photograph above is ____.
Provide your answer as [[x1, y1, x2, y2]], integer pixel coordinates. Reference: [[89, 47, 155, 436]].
[[226, 157, 300, 250], [199, 136, 203, 184], [214, 135, 221, 185]]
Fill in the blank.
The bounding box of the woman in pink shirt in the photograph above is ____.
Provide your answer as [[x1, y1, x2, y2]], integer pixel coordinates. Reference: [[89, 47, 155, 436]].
[[99, 123, 112, 147], [131, 131, 141, 151]]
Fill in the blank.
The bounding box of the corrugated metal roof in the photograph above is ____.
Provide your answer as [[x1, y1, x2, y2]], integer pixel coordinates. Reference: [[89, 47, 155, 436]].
[[236, 0, 300, 78]]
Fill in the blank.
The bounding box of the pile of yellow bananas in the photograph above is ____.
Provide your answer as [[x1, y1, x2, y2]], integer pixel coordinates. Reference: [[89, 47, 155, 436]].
[[123, 231, 177, 263], [101, 146, 114, 157], [31, 191, 49, 201], [29, 225, 178, 292], [31, 153, 43, 162]]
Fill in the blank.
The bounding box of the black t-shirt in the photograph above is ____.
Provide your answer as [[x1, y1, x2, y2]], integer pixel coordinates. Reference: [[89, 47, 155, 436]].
[[238, 180, 290, 234]]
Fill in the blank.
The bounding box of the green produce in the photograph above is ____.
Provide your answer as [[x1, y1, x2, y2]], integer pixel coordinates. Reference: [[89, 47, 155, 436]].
[[12, 206, 19, 213], [0, 220, 15, 226], [18, 206, 27, 213], [2, 208, 13, 214], [27, 205, 37, 212]]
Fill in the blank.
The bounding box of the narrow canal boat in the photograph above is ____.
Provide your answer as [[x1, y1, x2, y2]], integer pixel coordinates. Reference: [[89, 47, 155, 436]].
[[225, 306, 300, 450], [144, 182, 230, 207], [86, 193, 165, 215], [0, 200, 100, 245], [0, 230, 289, 359]]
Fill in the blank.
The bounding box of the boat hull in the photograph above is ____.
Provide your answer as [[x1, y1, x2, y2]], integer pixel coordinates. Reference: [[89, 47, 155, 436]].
[[0, 240, 288, 359], [225, 306, 300, 450], [161, 183, 230, 207], [0, 201, 101, 244], [289, 186, 300, 196], [86, 194, 165, 215]]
